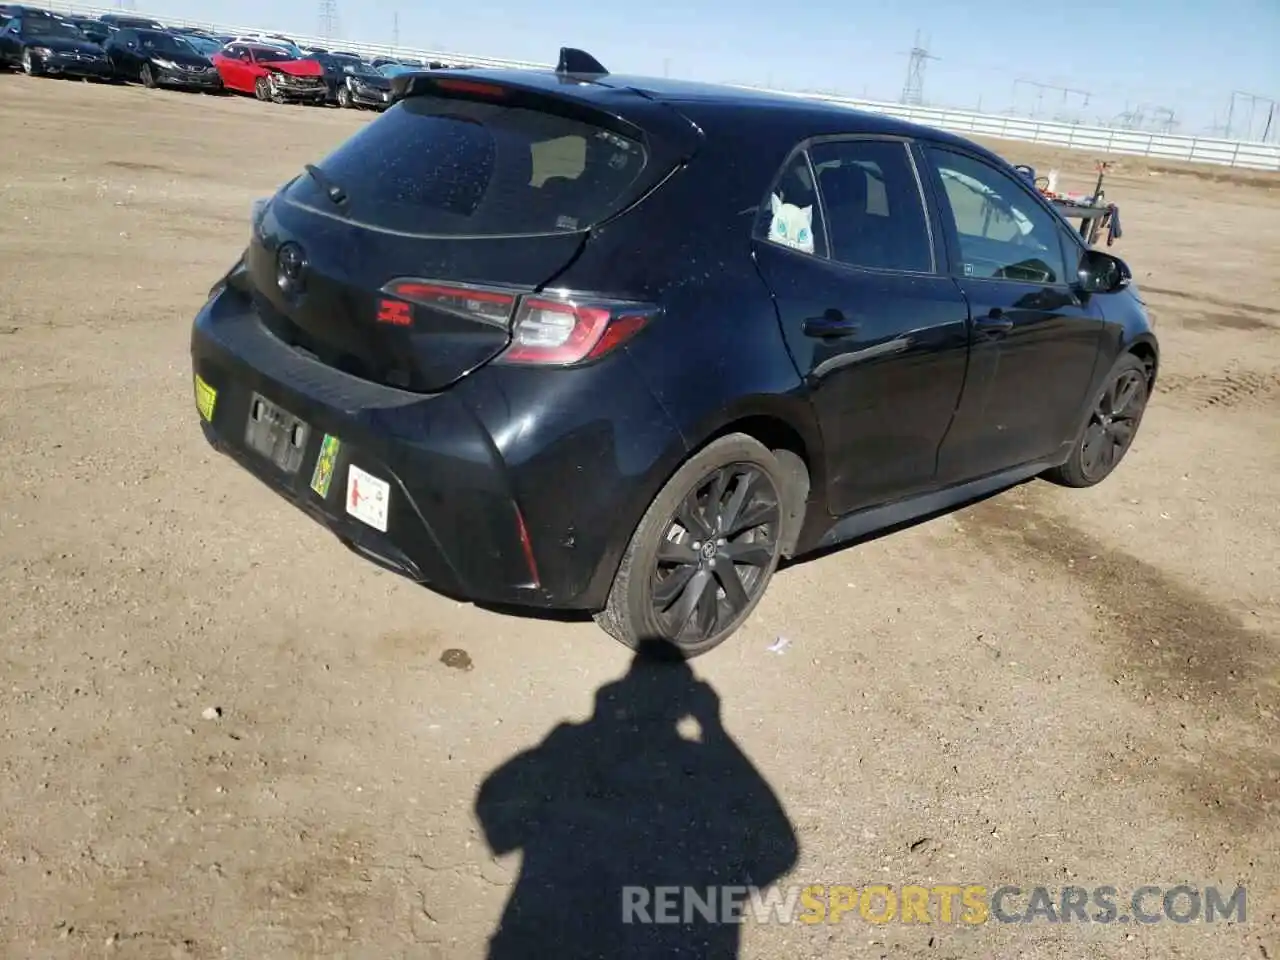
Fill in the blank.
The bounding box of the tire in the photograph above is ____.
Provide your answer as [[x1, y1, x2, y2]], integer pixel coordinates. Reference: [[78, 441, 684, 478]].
[[22, 49, 40, 77], [1044, 353, 1150, 488], [337, 86, 353, 108], [596, 434, 789, 659], [254, 77, 270, 101], [140, 62, 156, 88]]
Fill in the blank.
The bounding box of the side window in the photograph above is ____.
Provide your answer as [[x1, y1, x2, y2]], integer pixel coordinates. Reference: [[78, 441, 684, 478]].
[[808, 139, 933, 273], [925, 147, 1069, 284], [755, 150, 827, 258]]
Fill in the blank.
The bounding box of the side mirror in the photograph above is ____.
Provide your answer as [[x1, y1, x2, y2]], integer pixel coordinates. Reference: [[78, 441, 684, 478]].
[[1076, 248, 1130, 294]]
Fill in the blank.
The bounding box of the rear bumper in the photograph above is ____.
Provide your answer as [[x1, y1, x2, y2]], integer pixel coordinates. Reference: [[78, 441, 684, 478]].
[[190, 284, 680, 611]]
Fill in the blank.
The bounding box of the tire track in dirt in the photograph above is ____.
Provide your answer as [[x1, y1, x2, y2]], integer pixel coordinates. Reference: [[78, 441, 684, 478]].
[[1140, 285, 1280, 317], [955, 488, 1280, 839], [1155, 367, 1280, 410]]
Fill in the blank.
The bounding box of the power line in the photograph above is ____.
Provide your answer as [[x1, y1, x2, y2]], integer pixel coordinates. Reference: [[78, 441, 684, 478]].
[[898, 30, 939, 106], [1010, 78, 1091, 119], [317, 0, 339, 40]]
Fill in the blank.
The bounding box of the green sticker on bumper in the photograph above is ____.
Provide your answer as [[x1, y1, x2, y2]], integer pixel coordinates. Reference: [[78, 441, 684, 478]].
[[310, 434, 341, 498]]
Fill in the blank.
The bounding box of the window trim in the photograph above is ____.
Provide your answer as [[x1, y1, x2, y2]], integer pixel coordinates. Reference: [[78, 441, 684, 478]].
[[919, 142, 1075, 288], [753, 134, 940, 278]]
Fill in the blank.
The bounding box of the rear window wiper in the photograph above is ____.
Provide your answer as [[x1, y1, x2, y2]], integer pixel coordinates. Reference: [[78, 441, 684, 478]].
[[304, 164, 348, 206]]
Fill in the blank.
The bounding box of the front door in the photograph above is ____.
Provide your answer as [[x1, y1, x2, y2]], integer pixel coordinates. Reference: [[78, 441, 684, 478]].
[[920, 144, 1104, 482], [753, 137, 971, 516]]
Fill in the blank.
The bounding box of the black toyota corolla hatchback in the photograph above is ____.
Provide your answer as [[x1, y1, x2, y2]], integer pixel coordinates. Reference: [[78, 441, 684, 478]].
[[190, 48, 1158, 658]]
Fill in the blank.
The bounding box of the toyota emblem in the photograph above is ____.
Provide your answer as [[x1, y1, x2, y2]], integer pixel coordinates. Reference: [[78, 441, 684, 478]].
[[276, 242, 306, 294]]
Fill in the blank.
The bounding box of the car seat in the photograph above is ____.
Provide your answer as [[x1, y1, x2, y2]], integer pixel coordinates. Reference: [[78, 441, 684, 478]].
[[818, 165, 894, 269]]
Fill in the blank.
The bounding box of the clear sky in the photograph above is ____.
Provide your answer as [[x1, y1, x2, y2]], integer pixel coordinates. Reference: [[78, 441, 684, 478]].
[[137, 0, 1278, 137]]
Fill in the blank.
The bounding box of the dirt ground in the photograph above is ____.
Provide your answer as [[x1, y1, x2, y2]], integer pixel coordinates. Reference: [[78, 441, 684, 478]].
[[1, 76, 1277, 960]]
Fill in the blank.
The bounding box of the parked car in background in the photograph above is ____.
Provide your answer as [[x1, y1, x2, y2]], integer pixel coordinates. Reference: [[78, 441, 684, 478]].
[[174, 33, 222, 58], [0, 12, 111, 78], [375, 61, 417, 79], [332, 58, 393, 109], [62, 16, 109, 44], [98, 13, 165, 32], [211, 42, 325, 103], [104, 28, 221, 91], [229, 33, 304, 59], [311, 50, 360, 102]]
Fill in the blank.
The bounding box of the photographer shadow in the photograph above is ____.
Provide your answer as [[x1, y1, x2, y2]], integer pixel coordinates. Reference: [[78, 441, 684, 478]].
[[475, 640, 800, 959]]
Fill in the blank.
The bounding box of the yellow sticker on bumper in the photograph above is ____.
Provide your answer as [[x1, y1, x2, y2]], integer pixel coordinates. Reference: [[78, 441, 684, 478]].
[[194, 375, 217, 423], [310, 434, 341, 498]]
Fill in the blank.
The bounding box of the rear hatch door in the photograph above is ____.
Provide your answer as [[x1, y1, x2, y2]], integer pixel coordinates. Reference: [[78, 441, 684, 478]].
[[246, 75, 699, 392]]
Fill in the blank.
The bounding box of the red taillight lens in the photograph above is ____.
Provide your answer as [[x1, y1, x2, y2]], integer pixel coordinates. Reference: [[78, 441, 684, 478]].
[[497, 296, 655, 366], [379, 279, 655, 367], [383, 279, 517, 328]]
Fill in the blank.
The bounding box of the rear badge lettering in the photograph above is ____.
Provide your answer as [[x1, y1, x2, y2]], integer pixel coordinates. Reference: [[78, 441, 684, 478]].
[[376, 299, 412, 326], [346, 465, 390, 533], [310, 434, 341, 498], [194, 375, 217, 422]]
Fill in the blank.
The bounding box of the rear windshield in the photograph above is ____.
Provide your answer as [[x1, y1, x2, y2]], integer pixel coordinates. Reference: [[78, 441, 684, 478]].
[[282, 94, 650, 237]]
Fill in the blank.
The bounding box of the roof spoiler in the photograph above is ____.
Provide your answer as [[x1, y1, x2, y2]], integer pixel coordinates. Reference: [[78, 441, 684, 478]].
[[556, 47, 608, 76]]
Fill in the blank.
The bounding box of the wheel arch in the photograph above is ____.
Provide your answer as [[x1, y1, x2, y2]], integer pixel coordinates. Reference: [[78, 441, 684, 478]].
[[1125, 333, 1159, 389], [659, 394, 825, 559]]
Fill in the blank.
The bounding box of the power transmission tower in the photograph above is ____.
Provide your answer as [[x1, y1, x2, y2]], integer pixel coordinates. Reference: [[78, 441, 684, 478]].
[[392, 11, 400, 48], [1151, 106, 1177, 133], [899, 31, 939, 105], [318, 0, 339, 40], [1226, 90, 1276, 140]]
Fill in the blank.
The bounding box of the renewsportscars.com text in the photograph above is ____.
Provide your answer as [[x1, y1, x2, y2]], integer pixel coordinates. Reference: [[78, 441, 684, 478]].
[[621, 884, 1247, 925]]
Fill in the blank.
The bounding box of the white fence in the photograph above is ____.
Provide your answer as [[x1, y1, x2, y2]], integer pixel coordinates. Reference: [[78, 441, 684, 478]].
[[34, 0, 1280, 171]]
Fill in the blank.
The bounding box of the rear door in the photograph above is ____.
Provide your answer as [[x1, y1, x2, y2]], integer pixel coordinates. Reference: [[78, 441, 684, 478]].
[[920, 144, 1104, 481], [752, 136, 971, 516], [249, 79, 690, 392]]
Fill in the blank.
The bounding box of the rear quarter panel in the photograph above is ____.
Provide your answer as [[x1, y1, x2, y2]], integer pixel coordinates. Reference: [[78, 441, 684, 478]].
[[534, 106, 830, 597]]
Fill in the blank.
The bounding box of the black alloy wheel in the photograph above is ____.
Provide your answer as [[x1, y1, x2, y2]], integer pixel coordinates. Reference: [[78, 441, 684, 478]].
[[254, 76, 270, 101], [597, 434, 790, 658], [1045, 353, 1151, 488]]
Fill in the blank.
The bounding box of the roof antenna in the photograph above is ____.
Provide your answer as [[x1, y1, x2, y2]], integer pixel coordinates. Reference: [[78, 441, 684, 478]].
[[556, 47, 609, 76]]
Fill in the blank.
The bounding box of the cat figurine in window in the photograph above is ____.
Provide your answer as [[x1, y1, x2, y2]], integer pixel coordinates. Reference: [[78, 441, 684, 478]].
[[767, 192, 814, 254]]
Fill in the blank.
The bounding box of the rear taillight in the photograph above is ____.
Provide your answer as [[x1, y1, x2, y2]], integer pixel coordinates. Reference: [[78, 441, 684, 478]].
[[381, 279, 656, 366], [499, 295, 655, 366]]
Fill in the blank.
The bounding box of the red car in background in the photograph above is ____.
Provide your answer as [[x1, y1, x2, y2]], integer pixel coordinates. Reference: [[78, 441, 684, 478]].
[[211, 42, 326, 103]]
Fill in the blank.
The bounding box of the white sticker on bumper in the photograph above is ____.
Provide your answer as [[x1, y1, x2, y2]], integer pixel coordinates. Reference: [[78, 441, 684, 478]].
[[346, 464, 390, 533]]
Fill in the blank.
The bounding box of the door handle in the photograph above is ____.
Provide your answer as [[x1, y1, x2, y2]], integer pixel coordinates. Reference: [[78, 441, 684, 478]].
[[975, 308, 1013, 335], [803, 309, 860, 339]]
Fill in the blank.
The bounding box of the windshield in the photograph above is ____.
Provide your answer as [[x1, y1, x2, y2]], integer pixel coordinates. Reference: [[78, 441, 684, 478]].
[[253, 47, 294, 63], [181, 36, 219, 55], [138, 31, 194, 55], [25, 19, 88, 41], [378, 63, 414, 77]]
